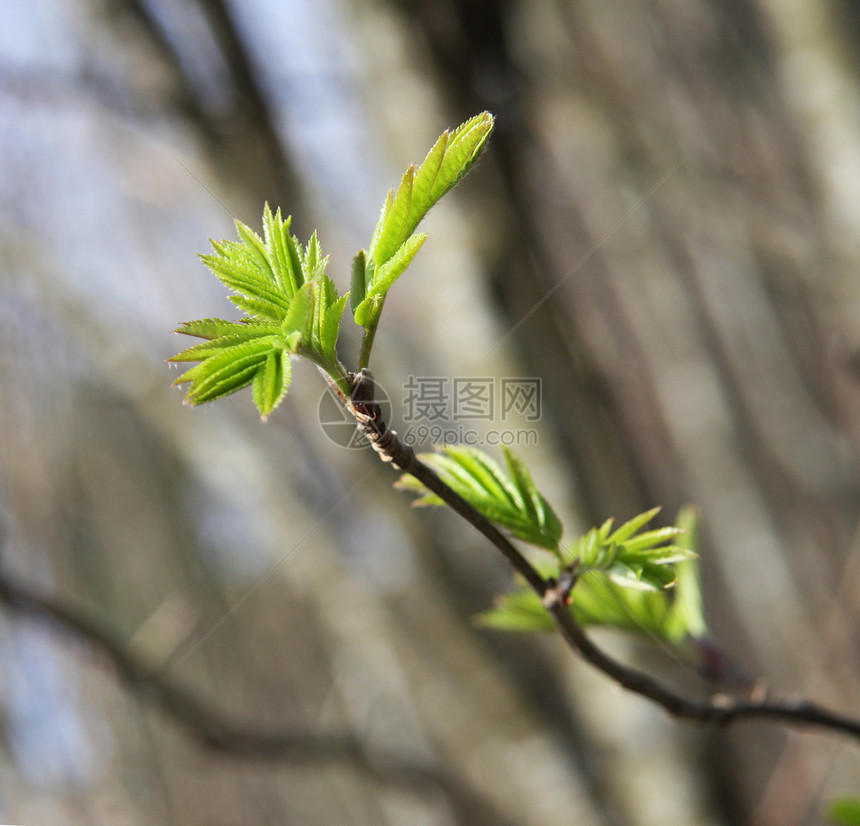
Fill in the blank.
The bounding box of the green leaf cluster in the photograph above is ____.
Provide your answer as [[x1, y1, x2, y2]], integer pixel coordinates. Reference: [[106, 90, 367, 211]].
[[352, 112, 495, 365], [565, 507, 692, 591], [171, 114, 494, 416], [169, 115, 710, 658], [398, 443, 695, 595], [397, 446, 563, 550], [476, 504, 705, 645], [170, 205, 349, 420]]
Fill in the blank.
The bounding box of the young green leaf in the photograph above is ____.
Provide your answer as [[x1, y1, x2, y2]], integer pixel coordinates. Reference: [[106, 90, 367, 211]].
[[175, 337, 277, 405], [252, 348, 292, 421], [199, 255, 287, 321], [476, 567, 681, 640], [619, 545, 695, 565], [171, 206, 350, 418], [560, 506, 693, 589], [663, 505, 707, 641], [476, 505, 704, 644], [353, 232, 427, 324], [296, 274, 349, 374], [569, 527, 618, 569], [169, 323, 280, 362], [606, 559, 678, 592], [228, 293, 288, 322], [234, 220, 277, 283], [620, 526, 686, 554], [368, 112, 495, 269], [281, 280, 314, 342], [475, 589, 555, 633], [482, 505, 704, 644], [479, 558, 701, 643], [350, 250, 367, 312], [355, 113, 495, 368], [573, 507, 704, 639], [398, 446, 562, 551], [173, 318, 269, 341], [502, 446, 563, 547], [353, 294, 379, 330], [318, 286, 350, 362], [302, 231, 325, 280], [570, 571, 677, 636], [606, 507, 662, 545], [262, 203, 302, 298], [394, 474, 445, 506]]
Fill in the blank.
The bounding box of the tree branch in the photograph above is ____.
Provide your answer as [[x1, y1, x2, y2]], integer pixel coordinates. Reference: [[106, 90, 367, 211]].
[[348, 370, 860, 743], [0, 567, 520, 826]]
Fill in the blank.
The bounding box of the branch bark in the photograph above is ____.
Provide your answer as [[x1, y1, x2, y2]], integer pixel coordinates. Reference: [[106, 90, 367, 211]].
[[348, 369, 860, 743]]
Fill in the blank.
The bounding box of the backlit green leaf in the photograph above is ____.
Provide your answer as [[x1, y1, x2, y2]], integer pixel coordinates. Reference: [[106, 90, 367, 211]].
[[173, 318, 261, 340], [282, 281, 314, 340], [201, 245, 287, 314], [350, 249, 367, 312], [366, 233, 427, 301], [663, 505, 707, 640], [173, 207, 350, 414], [399, 446, 562, 551], [262, 204, 302, 298], [369, 112, 495, 269], [315, 276, 349, 362], [176, 338, 276, 405], [621, 526, 686, 554], [353, 294, 381, 328], [621, 545, 696, 565], [475, 590, 554, 633], [607, 560, 677, 591], [502, 446, 563, 547], [607, 507, 662, 545], [229, 293, 287, 322], [373, 170, 413, 269], [355, 112, 495, 345], [253, 348, 292, 421], [169, 332, 276, 363], [480, 506, 706, 645], [234, 220, 276, 283]]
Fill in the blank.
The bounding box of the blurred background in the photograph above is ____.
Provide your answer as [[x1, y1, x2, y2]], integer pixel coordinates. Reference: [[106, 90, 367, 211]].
[[2, 0, 860, 823]]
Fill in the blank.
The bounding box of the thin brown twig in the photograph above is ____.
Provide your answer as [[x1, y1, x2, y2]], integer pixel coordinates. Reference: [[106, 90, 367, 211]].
[[347, 370, 860, 743]]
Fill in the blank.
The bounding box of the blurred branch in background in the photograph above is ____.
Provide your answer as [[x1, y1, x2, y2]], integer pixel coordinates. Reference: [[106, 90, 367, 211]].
[[101, 0, 306, 212], [0, 556, 518, 826]]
